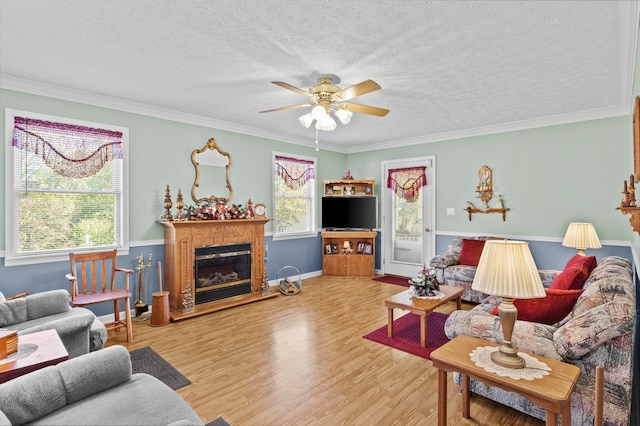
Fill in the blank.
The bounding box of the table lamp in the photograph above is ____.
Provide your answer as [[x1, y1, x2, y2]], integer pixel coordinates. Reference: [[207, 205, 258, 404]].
[[471, 240, 545, 369], [562, 222, 601, 256]]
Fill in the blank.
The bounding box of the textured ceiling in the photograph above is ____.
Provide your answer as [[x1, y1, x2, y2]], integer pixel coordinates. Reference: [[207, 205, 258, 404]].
[[1, 1, 638, 153]]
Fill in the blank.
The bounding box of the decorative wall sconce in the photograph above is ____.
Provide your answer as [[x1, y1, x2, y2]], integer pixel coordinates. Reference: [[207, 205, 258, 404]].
[[464, 165, 509, 221]]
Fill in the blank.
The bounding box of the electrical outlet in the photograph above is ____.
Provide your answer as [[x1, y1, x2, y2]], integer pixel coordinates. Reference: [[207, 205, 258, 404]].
[[447, 208, 455, 216]]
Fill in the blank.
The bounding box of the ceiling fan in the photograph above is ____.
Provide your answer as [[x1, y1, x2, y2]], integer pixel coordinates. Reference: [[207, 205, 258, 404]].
[[260, 77, 389, 131]]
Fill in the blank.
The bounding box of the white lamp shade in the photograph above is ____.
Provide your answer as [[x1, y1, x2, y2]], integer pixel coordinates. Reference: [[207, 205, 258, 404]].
[[311, 105, 327, 121], [315, 115, 337, 131], [562, 222, 602, 250], [335, 108, 353, 124], [298, 113, 313, 129], [471, 240, 545, 299]]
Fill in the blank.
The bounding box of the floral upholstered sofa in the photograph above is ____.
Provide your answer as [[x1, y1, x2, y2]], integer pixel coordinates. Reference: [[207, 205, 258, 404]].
[[429, 236, 498, 303], [444, 256, 635, 426]]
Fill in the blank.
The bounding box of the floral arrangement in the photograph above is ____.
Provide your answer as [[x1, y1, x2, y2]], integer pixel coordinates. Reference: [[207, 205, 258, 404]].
[[409, 266, 440, 297], [186, 202, 250, 220]]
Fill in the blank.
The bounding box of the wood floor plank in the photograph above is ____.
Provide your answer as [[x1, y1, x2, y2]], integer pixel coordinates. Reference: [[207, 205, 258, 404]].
[[107, 276, 543, 425]]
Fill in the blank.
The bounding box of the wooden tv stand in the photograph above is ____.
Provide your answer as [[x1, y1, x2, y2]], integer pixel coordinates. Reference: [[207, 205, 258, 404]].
[[322, 230, 376, 276]]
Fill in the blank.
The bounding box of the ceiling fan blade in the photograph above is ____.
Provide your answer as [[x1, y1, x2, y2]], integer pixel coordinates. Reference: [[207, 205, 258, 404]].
[[333, 80, 381, 101], [259, 103, 314, 113], [272, 81, 312, 98], [339, 102, 389, 117]]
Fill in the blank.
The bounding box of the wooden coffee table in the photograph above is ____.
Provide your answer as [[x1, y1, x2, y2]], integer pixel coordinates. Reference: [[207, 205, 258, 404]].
[[431, 335, 580, 426], [0, 329, 69, 383], [384, 285, 463, 348]]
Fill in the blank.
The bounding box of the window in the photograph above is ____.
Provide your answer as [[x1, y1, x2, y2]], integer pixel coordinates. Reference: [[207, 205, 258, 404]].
[[272, 152, 316, 239], [5, 109, 128, 266]]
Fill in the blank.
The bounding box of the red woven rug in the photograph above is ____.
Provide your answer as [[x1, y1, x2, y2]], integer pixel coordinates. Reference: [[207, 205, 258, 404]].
[[372, 275, 410, 287], [362, 312, 449, 360]]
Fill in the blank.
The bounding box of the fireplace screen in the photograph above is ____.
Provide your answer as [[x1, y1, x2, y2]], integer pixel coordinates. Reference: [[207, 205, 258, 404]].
[[194, 243, 252, 303]]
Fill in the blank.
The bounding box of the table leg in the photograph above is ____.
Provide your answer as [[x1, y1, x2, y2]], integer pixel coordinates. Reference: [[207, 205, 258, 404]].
[[560, 404, 571, 426], [387, 307, 394, 338], [545, 410, 555, 426], [462, 373, 470, 418], [438, 369, 447, 426], [456, 295, 461, 310], [420, 314, 427, 348]]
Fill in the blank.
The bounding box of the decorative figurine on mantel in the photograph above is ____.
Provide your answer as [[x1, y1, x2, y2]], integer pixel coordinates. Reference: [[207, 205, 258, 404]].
[[163, 184, 173, 221], [174, 189, 186, 221], [343, 169, 354, 180]]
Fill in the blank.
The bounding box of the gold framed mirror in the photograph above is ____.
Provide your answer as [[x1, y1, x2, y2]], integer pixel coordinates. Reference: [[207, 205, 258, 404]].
[[191, 137, 233, 203]]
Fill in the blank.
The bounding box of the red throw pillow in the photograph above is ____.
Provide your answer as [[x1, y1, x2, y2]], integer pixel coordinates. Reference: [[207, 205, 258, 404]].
[[549, 266, 588, 290], [565, 254, 597, 275], [459, 239, 486, 266], [490, 289, 583, 325]]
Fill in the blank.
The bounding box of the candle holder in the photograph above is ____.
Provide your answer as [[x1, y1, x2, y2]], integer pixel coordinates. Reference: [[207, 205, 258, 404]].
[[163, 184, 173, 221], [175, 188, 185, 221]]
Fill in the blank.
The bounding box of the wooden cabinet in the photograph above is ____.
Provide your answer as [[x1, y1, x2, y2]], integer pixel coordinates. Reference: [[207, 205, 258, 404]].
[[323, 179, 374, 197], [322, 231, 376, 276]]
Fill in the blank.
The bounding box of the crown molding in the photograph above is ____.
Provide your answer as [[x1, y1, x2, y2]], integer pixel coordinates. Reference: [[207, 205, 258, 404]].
[[0, 63, 634, 157]]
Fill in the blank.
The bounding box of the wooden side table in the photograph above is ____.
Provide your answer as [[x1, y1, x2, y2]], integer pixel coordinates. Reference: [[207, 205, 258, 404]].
[[384, 285, 463, 348], [431, 335, 579, 426], [0, 329, 69, 383]]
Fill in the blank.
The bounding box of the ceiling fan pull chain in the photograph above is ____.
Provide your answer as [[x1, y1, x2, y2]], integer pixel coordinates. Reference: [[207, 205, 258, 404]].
[[315, 127, 319, 152]]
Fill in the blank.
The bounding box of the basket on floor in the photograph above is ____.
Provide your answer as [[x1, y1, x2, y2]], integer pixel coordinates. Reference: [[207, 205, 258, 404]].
[[277, 266, 302, 295]]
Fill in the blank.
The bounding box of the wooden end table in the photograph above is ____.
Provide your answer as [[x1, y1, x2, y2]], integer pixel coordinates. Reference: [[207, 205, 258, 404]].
[[0, 329, 69, 383], [384, 285, 463, 348], [431, 335, 580, 426]]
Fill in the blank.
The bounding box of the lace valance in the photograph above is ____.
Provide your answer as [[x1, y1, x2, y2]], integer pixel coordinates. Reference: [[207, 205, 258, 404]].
[[275, 155, 315, 190], [12, 117, 123, 178]]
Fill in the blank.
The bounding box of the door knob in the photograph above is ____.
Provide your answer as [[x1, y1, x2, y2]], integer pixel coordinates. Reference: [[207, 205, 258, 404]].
[[425, 227, 431, 232]]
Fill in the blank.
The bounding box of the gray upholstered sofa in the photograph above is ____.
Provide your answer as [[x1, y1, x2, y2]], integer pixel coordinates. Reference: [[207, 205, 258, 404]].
[[429, 236, 494, 302], [0, 345, 203, 425], [444, 256, 635, 426], [0, 289, 106, 358]]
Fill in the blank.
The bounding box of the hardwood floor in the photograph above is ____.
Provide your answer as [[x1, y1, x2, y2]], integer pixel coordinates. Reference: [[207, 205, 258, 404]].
[[106, 276, 543, 426]]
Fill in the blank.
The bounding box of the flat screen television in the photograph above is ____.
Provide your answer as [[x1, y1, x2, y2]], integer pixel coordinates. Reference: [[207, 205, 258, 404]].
[[321, 196, 377, 230]]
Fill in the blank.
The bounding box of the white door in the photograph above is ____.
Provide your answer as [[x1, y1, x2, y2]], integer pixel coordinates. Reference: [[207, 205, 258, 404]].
[[381, 157, 435, 278]]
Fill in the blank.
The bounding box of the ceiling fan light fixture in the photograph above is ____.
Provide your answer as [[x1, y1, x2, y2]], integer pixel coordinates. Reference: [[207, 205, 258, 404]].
[[298, 113, 313, 129], [311, 105, 327, 121], [335, 108, 352, 124], [315, 115, 336, 131]]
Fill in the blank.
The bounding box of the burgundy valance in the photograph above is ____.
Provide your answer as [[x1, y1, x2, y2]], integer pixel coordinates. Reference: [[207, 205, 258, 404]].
[[387, 166, 427, 201]]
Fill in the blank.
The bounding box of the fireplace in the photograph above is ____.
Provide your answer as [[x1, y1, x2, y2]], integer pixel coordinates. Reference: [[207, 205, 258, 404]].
[[158, 218, 277, 321], [194, 243, 252, 303]]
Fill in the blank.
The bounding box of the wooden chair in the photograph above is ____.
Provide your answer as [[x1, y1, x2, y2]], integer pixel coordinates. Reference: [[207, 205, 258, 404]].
[[66, 249, 134, 342]]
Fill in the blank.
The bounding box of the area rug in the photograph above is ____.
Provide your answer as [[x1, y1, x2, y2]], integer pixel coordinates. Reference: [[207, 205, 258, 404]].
[[363, 312, 449, 360], [205, 416, 231, 426], [130, 346, 191, 390], [372, 275, 410, 287]]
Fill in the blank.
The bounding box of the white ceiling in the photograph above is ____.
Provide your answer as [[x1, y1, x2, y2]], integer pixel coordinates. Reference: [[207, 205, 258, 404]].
[[1, 1, 639, 153]]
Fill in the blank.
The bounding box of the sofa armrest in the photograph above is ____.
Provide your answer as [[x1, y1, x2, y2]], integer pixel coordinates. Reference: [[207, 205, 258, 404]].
[[57, 345, 132, 404], [554, 298, 634, 360], [429, 253, 460, 268], [25, 290, 71, 320]]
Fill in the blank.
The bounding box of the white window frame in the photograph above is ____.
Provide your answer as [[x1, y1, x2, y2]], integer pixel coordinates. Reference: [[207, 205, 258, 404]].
[[4, 109, 129, 266], [272, 151, 317, 241]]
